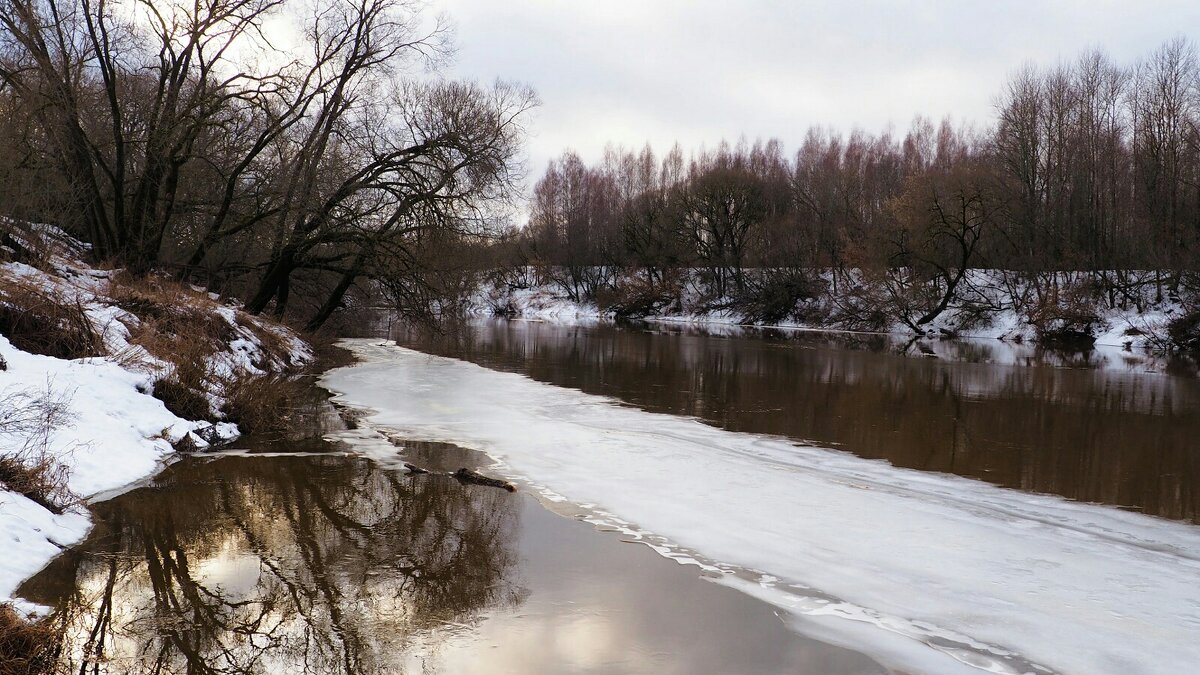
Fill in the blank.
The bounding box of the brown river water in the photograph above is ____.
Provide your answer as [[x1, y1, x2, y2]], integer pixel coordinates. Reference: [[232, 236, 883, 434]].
[[394, 319, 1200, 523]]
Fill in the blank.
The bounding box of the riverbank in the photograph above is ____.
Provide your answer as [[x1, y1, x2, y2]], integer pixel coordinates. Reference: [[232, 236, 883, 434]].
[[12, 313, 1200, 673], [471, 269, 1194, 351], [0, 223, 311, 616]]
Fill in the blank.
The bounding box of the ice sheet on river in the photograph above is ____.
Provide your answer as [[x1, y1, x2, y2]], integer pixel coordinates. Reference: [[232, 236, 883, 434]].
[[323, 340, 1200, 675]]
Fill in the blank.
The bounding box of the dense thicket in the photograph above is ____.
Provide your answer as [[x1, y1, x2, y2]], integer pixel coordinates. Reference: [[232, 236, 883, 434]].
[[0, 0, 536, 329], [512, 40, 1200, 341]]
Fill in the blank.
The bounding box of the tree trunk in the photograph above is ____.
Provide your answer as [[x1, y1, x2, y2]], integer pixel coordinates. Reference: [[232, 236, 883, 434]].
[[246, 248, 297, 315], [305, 257, 366, 331]]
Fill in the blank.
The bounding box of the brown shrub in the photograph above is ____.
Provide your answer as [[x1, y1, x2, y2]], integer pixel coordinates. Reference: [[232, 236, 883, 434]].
[[731, 270, 826, 325], [594, 272, 684, 320], [824, 278, 892, 332], [1029, 282, 1100, 347], [1167, 306, 1200, 352], [221, 373, 306, 438], [0, 279, 102, 359], [0, 604, 56, 675]]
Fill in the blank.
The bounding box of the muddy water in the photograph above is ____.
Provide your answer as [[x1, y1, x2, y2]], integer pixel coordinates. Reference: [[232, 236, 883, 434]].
[[18, 434, 886, 674], [391, 320, 1200, 523]]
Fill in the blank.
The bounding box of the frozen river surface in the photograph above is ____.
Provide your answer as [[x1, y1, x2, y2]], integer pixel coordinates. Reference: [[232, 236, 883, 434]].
[[323, 331, 1200, 675]]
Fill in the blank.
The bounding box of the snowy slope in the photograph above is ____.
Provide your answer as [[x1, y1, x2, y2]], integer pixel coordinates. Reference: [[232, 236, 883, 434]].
[[0, 335, 209, 608], [0, 227, 311, 611]]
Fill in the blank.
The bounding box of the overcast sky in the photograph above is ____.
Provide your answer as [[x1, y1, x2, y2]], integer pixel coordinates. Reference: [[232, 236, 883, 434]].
[[431, 0, 1199, 181]]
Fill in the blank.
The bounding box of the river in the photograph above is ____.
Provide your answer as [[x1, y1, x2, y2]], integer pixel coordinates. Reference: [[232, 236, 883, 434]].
[[18, 319, 1200, 674]]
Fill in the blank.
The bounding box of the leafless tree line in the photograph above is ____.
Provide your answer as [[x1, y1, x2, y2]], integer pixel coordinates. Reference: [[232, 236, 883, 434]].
[[514, 39, 1200, 339], [0, 0, 537, 329]]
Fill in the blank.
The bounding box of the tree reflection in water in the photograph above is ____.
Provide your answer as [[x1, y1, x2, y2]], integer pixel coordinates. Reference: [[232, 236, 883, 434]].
[[20, 453, 524, 674]]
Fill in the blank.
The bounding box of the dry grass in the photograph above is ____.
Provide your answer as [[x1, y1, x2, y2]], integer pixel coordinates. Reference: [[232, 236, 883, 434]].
[[2, 259, 308, 438], [107, 273, 285, 423], [0, 451, 73, 515], [0, 386, 74, 514], [108, 276, 314, 432], [0, 278, 103, 360], [239, 317, 298, 371], [107, 272, 236, 363], [0, 604, 56, 675], [148, 322, 220, 421], [152, 375, 216, 422], [221, 372, 307, 438], [0, 220, 54, 272]]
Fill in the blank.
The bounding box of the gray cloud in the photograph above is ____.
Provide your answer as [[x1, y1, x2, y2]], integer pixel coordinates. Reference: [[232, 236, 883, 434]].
[[435, 0, 1200, 177]]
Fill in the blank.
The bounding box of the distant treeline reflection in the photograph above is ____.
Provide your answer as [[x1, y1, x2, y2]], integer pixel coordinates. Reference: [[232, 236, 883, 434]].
[[399, 320, 1200, 523]]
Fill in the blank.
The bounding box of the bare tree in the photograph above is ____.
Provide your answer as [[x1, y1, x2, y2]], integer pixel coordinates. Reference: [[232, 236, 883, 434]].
[[675, 144, 766, 299], [880, 156, 1002, 331], [292, 80, 538, 330], [0, 0, 291, 269], [1130, 37, 1200, 295], [528, 151, 619, 302]]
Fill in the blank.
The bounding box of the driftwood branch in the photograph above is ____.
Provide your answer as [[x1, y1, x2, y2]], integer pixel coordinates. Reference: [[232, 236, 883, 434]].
[[402, 463, 516, 492], [452, 468, 516, 492]]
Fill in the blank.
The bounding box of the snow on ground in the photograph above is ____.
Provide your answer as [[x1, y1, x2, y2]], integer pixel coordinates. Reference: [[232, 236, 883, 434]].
[[0, 335, 205, 605], [0, 493, 89, 617], [0, 224, 311, 611], [466, 285, 1175, 374], [323, 340, 1200, 675], [481, 285, 605, 324], [471, 269, 1187, 350]]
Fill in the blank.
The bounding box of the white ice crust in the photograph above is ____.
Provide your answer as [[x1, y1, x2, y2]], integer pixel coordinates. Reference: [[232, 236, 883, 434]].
[[323, 340, 1200, 675]]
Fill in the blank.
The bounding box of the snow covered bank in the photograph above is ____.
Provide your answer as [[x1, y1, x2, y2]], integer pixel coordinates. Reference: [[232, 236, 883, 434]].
[[471, 269, 1191, 351], [323, 340, 1200, 675], [0, 223, 311, 611], [0, 335, 206, 609]]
